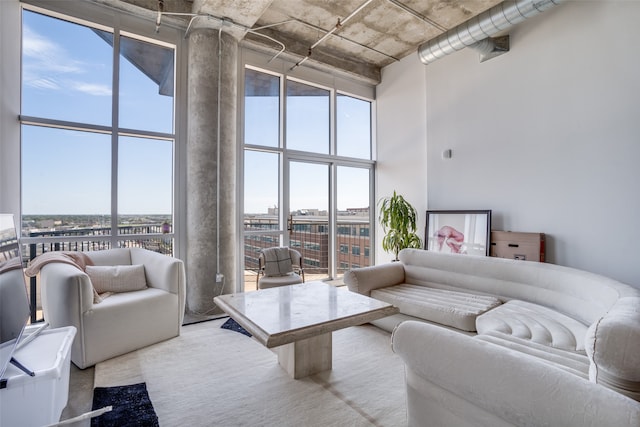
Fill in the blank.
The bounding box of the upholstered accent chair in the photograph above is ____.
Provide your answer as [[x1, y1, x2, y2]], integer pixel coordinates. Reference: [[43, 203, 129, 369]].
[[256, 247, 305, 290], [40, 247, 186, 369]]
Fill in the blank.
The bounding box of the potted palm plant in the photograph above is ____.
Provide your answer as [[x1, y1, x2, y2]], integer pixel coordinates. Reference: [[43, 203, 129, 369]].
[[379, 191, 422, 261]]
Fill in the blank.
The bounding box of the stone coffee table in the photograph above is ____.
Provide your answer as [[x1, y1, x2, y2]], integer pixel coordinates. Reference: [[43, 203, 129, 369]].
[[214, 281, 398, 379]]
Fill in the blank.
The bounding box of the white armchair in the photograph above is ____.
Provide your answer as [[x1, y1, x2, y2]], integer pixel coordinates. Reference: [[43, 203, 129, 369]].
[[40, 248, 186, 369]]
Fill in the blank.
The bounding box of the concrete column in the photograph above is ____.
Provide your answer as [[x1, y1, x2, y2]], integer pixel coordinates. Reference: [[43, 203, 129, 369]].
[[186, 28, 237, 315]]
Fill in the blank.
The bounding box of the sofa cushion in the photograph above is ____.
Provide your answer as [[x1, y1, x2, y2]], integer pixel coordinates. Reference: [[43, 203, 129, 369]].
[[86, 264, 148, 294], [475, 331, 590, 379], [262, 247, 293, 277], [371, 284, 502, 332], [476, 300, 588, 352], [87, 248, 132, 266], [258, 273, 302, 289], [398, 248, 635, 326]]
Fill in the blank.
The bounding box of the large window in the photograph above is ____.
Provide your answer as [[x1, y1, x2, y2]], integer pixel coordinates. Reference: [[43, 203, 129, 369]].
[[286, 80, 330, 154], [243, 69, 281, 280], [243, 66, 374, 289], [21, 8, 176, 256], [21, 12, 114, 125], [244, 68, 279, 148], [337, 94, 371, 159]]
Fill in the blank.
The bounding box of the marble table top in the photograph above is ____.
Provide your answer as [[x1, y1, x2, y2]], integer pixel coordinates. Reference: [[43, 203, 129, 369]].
[[214, 281, 398, 348]]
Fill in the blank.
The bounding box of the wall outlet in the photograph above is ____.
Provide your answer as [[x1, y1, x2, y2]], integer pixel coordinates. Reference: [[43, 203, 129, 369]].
[[215, 273, 224, 284]]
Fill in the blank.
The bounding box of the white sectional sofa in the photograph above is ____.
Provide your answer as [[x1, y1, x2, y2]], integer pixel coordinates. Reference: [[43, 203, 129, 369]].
[[344, 248, 640, 426]]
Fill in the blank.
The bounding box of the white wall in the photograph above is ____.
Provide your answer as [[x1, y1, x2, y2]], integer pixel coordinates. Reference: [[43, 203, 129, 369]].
[[378, 1, 640, 288], [375, 53, 427, 263]]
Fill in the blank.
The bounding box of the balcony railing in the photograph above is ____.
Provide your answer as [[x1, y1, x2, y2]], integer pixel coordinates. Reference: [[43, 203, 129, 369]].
[[243, 217, 371, 290], [22, 218, 371, 320], [23, 224, 173, 323]]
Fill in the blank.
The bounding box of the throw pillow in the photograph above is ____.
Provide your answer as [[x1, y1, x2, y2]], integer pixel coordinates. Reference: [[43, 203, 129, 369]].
[[262, 247, 293, 277], [86, 264, 148, 294]]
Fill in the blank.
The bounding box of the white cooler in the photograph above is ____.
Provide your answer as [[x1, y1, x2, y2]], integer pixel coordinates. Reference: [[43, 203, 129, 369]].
[[0, 326, 76, 427]]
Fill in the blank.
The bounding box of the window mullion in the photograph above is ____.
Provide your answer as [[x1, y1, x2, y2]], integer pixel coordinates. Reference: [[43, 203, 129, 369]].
[[111, 28, 120, 246], [330, 89, 336, 156], [280, 75, 287, 241]]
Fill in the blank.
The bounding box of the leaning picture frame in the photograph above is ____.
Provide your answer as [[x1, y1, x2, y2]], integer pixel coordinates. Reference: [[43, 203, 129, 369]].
[[425, 210, 492, 256]]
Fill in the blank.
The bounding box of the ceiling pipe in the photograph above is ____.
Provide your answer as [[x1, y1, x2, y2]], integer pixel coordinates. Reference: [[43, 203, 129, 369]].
[[292, 18, 399, 62], [385, 0, 447, 32], [253, 18, 398, 62], [155, 9, 287, 62], [417, 0, 564, 65], [291, 0, 375, 70]]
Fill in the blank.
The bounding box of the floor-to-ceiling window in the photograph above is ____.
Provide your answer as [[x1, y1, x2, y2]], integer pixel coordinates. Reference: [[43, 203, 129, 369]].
[[19, 5, 180, 320], [242, 64, 374, 290]]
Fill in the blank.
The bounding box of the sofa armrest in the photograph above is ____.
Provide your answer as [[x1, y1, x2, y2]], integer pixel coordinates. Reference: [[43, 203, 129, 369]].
[[40, 263, 93, 328], [344, 262, 405, 296], [130, 248, 185, 295], [586, 296, 640, 401], [392, 321, 640, 427]]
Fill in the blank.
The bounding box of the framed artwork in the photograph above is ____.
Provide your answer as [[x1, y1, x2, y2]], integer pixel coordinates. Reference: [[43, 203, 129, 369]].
[[425, 210, 492, 256]]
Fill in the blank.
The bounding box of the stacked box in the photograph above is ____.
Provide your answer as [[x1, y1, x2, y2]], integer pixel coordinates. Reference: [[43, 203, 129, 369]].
[[490, 231, 545, 262]]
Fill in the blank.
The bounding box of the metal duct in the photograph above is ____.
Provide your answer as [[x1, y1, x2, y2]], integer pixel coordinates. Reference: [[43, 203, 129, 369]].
[[470, 35, 510, 62], [417, 0, 563, 65]]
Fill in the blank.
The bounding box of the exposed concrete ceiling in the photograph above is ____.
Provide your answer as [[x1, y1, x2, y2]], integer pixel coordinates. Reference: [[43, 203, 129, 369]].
[[115, 0, 509, 84]]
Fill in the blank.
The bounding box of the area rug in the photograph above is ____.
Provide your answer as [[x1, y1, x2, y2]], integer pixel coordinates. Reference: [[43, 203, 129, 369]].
[[220, 317, 252, 337], [91, 382, 158, 427], [94, 318, 407, 426]]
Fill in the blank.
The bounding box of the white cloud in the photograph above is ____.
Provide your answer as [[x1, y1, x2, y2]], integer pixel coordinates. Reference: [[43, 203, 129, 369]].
[[23, 25, 57, 57], [69, 82, 112, 96], [22, 25, 84, 75], [27, 78, 61, 91], [22, 24, 109, 97]]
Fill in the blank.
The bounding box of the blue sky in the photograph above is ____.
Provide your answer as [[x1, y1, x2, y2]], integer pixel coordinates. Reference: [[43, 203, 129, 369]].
[[21, 9, 371, 218], [21, 10, 173, 216], [243, 74, 372, 214]]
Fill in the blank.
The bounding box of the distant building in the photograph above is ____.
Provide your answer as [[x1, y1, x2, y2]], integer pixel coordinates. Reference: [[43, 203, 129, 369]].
[[244, 208, 371, 276]]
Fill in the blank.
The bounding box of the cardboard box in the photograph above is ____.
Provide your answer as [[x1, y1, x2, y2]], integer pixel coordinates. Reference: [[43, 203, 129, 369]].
[[0, 326, 76, 427], [490, 231, 545, 262]]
